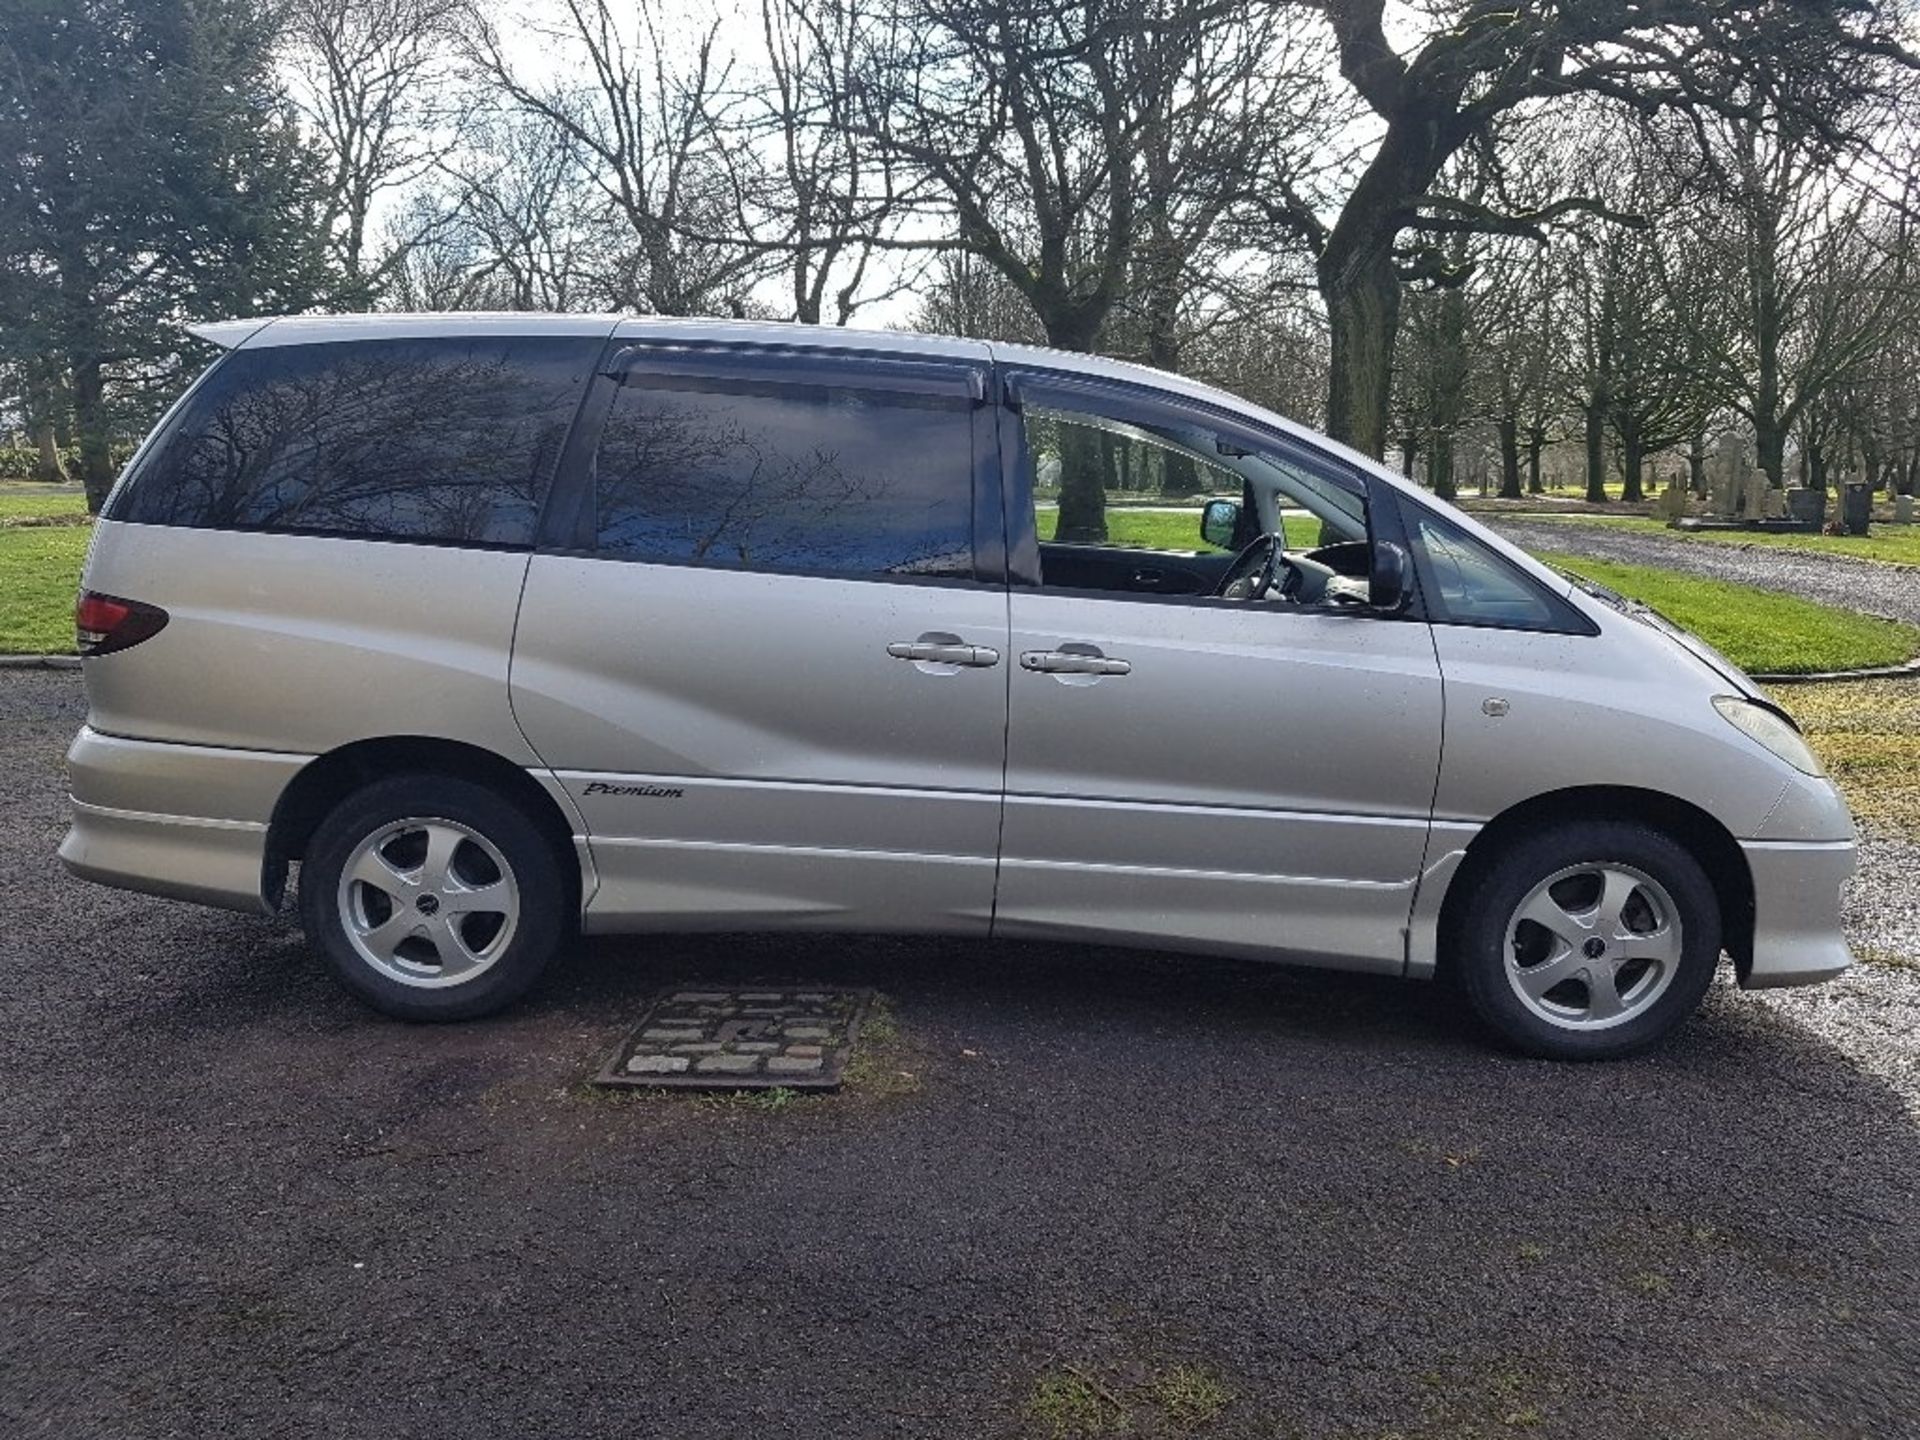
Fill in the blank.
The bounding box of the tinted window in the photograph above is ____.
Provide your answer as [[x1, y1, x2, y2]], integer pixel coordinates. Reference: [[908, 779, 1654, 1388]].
[[1405, 508, 1563, 629], [109, 336, 596, 545], [593, 379, 974, 578]]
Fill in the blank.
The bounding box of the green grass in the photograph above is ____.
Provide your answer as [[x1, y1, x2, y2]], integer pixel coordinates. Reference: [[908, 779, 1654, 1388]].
[[1143, 1367, 1234, 1429], [842, 995, 919, 1098], [1033, 505, 1321, 552], [1034, 506, 1226, 551], [0, 525, 87, 653], [0, 490, 88, 521], [1538, 550, 1920, 675], [1028, 1368, 1124, 1438], [1527, 512, 1920, 566], [1026, 1363, 1233, 1437], [1456, 477, 1637, 502]]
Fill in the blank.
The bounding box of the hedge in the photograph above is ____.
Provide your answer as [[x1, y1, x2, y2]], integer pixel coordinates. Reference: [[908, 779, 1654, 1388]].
[[0, 445, 136, 482]]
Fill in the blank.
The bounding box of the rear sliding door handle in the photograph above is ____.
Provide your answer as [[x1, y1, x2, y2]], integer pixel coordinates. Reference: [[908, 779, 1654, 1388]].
[[1020, 649, 1132, 676], [886, 638, 1001, 668]]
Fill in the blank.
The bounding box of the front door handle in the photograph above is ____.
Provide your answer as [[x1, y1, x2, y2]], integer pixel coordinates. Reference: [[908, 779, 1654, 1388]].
[[1020, 649, 1132, 676], [886, 635, 1001, 669]]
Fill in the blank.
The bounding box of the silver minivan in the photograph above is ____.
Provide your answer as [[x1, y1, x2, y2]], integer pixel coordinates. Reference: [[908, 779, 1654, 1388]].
[[59, 314, 1855, 1059]]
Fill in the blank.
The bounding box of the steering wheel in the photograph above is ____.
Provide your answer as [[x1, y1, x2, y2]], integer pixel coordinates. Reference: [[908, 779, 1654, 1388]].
[[1215, 533, 1296, 601]]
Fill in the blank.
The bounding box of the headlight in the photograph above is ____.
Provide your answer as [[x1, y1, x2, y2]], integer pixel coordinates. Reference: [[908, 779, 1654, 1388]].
[[1713, 696, 1825, 777]]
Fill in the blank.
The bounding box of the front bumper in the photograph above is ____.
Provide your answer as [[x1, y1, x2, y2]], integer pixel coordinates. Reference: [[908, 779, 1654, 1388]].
[[57, 726, 310, 914], [1736, 837, 1856, 989]]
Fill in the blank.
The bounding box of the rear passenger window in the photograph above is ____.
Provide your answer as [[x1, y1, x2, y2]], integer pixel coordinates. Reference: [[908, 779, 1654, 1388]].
[[592, 379, 974, 579], [108, 336, 595, 546]]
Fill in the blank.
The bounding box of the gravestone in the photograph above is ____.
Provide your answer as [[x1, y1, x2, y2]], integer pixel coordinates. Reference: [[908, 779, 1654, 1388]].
[[1708, 434, 1749, 519], [1710, 471, 1737, 519], [1843, 482, 1872, 536], [1786, 487, 1827, 528], [1761, 486, 1786, 521], [1741, 468, 1772, 521], [1896, 493, 1914, 525], [1657, 481, 1689, 525]]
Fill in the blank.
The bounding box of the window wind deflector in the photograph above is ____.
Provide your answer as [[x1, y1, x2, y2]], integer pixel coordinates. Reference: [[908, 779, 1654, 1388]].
[[1003, 366, 1367, 498], [605, 343, 984, 403]]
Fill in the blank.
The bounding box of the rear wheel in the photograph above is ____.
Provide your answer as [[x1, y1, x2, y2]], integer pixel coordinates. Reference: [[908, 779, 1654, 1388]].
[[299, 775, 569, 1021], [1455, 821, 1722, 1060]]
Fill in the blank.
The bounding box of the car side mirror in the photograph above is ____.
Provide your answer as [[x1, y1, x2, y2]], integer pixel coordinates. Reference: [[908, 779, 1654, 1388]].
[[1371, 540, 1414, 612], [1200, 498, 1240, 550]]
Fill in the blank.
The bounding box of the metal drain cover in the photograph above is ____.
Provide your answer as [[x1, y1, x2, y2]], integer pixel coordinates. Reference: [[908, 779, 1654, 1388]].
[[593, 987, 872, 1090]]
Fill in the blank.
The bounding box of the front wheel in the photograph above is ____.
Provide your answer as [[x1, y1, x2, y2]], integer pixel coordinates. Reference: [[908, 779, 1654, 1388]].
[[298, 775, 570, 1021], [1454, 821, 1722, 1060]]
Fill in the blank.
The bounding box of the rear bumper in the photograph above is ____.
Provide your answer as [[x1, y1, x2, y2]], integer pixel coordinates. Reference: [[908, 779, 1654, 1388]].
[[1736, 838, 1856, 989], [60, 800, 275, 914], [57, 726, 310, 914]]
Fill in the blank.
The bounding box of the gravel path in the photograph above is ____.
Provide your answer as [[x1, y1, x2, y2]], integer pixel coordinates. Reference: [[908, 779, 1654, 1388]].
[[6, 670, 1920, 1439], [1488, 517, 1920, 626]]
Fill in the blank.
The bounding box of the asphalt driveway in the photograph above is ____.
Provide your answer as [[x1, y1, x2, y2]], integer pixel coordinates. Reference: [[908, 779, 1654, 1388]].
[[4, 670, 1919, 1439]]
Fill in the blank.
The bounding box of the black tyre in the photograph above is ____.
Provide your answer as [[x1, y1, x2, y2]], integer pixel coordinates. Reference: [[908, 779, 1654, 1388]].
[[1454, 821, 1722, 1060], [298, 774, 570, 1021]]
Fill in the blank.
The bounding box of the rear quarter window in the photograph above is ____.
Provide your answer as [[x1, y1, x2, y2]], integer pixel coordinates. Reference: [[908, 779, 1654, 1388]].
[[107, 335, 598, 546]]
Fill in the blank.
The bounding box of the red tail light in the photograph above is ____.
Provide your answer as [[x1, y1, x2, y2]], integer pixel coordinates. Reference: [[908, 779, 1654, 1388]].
[[75, 590, 168, 657]]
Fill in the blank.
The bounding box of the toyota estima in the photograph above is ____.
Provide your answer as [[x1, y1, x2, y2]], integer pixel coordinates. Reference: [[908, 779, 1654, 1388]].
[[59, 314, 1855, 1059]]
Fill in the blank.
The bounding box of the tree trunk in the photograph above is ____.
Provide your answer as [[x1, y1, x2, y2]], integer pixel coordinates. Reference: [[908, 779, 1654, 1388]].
[[1584, 403, 1609, 504], [1808, 441, 1828, 496], [1496, 418, 1522, 500], [1688, 430, 1707, 497], [1055, 423, 1108, 543], [70, 360, 115, 513], [1161, 450, 1198, 497], [1619, 423, 1645, 505], [1144, 283, 1181, 376], [1320, 247, 1399, 459], [1099, 428, 1125, 492], [1755, 419, 1786, 491], [31, 420, 68, 484], [1429, 430, 1456, 501], [1038, 309, 1107, 541], [1525, 426, 1545, 494], [24, 362, 69, 483]]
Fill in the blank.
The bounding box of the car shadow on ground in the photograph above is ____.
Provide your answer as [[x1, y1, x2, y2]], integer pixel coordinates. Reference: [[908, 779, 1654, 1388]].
[[138, 904, 1477, 1053]]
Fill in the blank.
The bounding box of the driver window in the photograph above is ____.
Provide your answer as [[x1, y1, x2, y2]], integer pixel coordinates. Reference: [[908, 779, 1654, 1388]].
[[1028, 409, 1240, 553], [1022, 403, 1372, 605]]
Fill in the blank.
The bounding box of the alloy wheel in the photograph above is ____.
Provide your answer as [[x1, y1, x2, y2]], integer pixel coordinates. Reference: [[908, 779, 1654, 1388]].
[[1502, 862, 1684, 1031], [335, 817, 520, 988]]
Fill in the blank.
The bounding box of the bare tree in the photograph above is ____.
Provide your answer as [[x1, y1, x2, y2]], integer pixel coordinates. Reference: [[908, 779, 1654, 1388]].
[[285, 0, 462, 299], [1673, 104, 1917, 490], [390, 107, 613, 312], [1260, 0, 1917, 460], [831, 0, 1332, 538], [1474, 238, 1565, 499], [1824, 186, 1920, 493], [461, 0, 768, 316], [746, 0, 917, 323], [910, 252, 1046, 342], [1120, 3, 1342, 373]]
